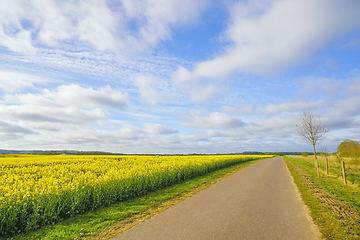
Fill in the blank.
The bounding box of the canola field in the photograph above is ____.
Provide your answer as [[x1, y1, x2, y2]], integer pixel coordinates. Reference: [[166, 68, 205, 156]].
[[0, 154, 271, 236]]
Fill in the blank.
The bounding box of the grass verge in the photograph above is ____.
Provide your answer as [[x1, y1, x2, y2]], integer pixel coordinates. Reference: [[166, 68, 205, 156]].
[[284, 156, 360, 239], [3, 158, 268, 240]]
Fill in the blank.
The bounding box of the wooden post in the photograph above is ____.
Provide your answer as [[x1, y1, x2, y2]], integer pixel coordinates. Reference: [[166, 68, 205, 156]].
[[341, 161, 347, 185], [315, 158, 320, 178], [325, 158, 328, 175]]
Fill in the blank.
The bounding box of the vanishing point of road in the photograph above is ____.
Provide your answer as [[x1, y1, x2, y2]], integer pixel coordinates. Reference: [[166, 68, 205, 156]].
[[112, 157, 321, 240]]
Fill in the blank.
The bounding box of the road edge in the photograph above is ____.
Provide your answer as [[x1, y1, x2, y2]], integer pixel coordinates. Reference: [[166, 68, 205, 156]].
[[282, 156, 323, 240]]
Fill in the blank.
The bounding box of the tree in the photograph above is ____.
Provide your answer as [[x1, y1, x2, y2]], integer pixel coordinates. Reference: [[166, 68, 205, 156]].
[[296, 109, 329, 177], [320, 146, 330, 175], [320, 146, 330, 158], [337, 139, 360, 163], [301, 152, 309, 157]]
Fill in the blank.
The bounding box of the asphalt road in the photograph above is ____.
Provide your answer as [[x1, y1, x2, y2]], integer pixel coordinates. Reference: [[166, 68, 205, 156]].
[[112, 157, 321, 240]]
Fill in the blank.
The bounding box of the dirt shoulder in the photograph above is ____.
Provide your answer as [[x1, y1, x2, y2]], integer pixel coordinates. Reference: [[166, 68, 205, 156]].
[[285, 157, 360, 239]]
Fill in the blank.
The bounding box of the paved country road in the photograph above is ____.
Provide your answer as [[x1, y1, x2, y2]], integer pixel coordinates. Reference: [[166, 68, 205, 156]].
[[112, 157, 321, 240]]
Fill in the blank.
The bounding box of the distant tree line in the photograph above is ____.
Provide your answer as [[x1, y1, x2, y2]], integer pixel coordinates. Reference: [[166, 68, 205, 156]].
[[0, 150, 124, 155], [0, 150, 44, 154], [240, 151, 319, 156], [0, 150, 323, 156], [75, 151, 121, 155]]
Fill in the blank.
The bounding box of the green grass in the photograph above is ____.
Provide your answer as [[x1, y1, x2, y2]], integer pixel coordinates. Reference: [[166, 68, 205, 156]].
[[315, 155, 360, 185], [284, 156, 360, 239], [2, 158, 267, 240]]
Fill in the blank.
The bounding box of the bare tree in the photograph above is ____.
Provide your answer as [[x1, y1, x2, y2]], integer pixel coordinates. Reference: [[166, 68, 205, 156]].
[[320, 146, 330, 175], [296, 108, 329, 177]]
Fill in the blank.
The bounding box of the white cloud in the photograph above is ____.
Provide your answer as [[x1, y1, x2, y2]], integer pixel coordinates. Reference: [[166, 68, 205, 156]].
[[248, 116, 296, 133], [187, 82, 223, 102], [18, 121, 61, 132], [172, 67, 225, 102], [0, 83, 131, 136], [0, 82, 130, 128], [0, 0, 209, 55], [0, 70, 50, 92], [328, 95, 360, 119], [206, 114, 298, 140], [135, 74, 172, 105], [4, 84, 128, 110], [115, 124, 144, 140], [181, 112, 245, 129], [0, 120, 33, 134], [0, 105, 107, 125], [115, 123, 178, 137], [222, 100, 326, 116], [0, 105, 347, 153], [178, 134, 209, 143], [173, 0, 360, 84], [144, 123, 178, 134], [46, 84, 128, 110], [296, 76, 347, 99], [0, 49, 183, 95], [0, 30, 37, 55], [347, 76, 360, 95], [0, 121, 178, 152]]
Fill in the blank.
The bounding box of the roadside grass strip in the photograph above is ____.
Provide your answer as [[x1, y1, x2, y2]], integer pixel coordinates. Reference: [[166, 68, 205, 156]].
[[284, 156, 360, 239], [0, 154, 271, 239]]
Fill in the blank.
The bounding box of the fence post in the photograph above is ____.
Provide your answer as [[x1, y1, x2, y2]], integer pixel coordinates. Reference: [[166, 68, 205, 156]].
[[325, 157, 328, 175], [341, 161, 347, 185], [315, 158, 320, 178]]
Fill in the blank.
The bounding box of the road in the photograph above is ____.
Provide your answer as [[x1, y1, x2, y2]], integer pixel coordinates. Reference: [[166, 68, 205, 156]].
[[112, 157, 321, 240]]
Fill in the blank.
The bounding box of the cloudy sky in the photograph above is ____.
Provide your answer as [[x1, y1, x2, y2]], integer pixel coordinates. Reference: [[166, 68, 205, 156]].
[[1, 0, 360, 154]]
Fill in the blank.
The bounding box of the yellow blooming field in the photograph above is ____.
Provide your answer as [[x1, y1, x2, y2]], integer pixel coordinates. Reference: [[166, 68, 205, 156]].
[[0, 154, 271, 235]]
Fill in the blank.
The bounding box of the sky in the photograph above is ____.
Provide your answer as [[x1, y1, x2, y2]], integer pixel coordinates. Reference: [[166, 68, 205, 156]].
[[1, 0, 360, 154]]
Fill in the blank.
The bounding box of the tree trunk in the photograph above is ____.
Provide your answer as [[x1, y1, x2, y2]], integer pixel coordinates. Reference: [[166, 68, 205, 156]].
[[325, 157, 328, 175], [312, 142, 317, 160], [312, 141, 320, 178], [342, 161, 347, 184]]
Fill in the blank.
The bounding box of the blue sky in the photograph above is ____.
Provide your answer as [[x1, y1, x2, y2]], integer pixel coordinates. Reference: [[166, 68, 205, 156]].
[[1, 0, 360, 154]]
